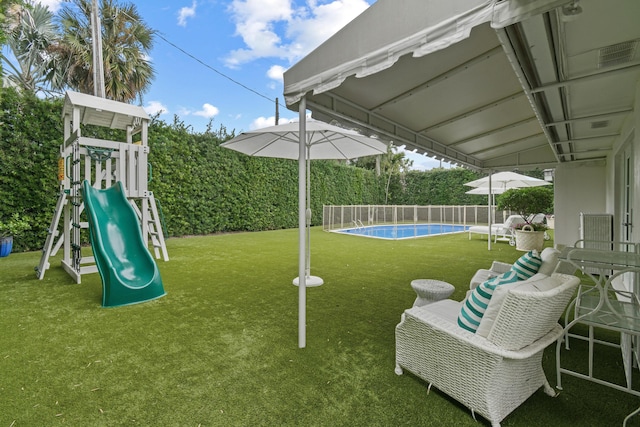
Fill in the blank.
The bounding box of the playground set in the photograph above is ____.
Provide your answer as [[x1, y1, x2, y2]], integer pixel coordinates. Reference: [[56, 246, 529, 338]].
[[35, 91, 168, 306]]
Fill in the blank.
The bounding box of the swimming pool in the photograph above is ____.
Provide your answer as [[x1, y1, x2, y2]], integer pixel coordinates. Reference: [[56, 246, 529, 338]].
[[334, 223, 470, 240]]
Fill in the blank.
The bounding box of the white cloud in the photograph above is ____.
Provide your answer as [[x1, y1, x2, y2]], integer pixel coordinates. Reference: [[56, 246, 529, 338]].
[[266, 64, 286, 89], [177, 1, 197, 27], [193, 103, 220, 118], [35, 0, 63, 13], [144, 101, 169, 116], [267, 65, 286, 82], [249, 115, 295, 130], [177, 106, 192, 117], [173, 104, 219, 118], [400, 148, 452, 171], [225, 0, 370, 67], [286, 0, 369, 59]]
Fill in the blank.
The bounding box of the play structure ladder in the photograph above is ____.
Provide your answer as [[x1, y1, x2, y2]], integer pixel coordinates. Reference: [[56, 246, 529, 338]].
[[149, 192, 169, 261], [146, 192, 169, 261], [35, 191, 67, 279], [129, 193, 169, 261]]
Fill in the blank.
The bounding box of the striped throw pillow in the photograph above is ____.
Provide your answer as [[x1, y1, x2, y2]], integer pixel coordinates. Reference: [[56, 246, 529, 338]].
[[511, 250, 542, 280], [458, 270, 520, 333]]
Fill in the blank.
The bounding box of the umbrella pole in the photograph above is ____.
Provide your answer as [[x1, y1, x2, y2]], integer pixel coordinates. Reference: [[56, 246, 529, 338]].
[[298, 99, 307, 349], [488, 171, 493, 250], [306, 149, 311, 278], [304, 148, 323, 287]]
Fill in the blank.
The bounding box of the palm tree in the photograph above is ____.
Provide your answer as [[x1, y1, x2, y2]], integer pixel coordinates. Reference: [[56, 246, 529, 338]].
[[0, 1, 9, 76], [380, 146, 412, 204], [56, 0, 155, 102], [2, 1, 62, 96], [352, 145, 412, 203]]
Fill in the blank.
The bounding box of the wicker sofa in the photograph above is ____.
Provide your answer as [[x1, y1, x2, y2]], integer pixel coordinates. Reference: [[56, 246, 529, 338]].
[[395, 273, 579, 427]]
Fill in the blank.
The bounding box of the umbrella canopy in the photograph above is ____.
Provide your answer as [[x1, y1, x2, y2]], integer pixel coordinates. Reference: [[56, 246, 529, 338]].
[[221, 120, 387, 160], [464, 171, 551, 250], [221, 118, 387, 348], [465, 187, 507, 195], [464, 171, 550, 191]]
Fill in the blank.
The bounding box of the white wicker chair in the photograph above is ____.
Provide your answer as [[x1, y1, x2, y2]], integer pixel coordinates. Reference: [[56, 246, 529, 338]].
[[395, 273, 580, 427]]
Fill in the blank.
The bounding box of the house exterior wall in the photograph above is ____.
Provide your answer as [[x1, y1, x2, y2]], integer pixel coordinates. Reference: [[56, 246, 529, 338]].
[[605, 79, 640, 244], [555, 80, 639, 249], [633, 82, 640, 244], [554, 161, 607, 248], [630, 80, 640, 245]]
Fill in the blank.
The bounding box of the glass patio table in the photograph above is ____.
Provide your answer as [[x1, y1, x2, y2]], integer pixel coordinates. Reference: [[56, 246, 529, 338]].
[[556, 243, 640, 426]]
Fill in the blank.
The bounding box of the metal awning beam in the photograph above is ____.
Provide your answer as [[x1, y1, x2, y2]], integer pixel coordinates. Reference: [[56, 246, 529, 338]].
[[419, 92, 526, 133], [306, 95, 483, 170], [448, 116, 539, 148], [545, 108, 633, 127], [372, 45, 505, 111], [529, 63, 640, 94], [467, 133, 545, 156]]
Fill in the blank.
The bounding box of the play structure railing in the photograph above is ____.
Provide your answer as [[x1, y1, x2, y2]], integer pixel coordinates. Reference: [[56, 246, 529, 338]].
[[62, 131, 149, 197], [322, 205, 515, 231]]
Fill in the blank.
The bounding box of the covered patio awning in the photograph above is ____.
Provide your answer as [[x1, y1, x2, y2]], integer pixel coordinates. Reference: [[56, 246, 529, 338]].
[[283, 0, 640, 171]]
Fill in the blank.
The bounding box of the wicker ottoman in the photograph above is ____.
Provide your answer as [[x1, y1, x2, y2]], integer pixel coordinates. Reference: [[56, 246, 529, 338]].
[[410, 279, 455, 307]]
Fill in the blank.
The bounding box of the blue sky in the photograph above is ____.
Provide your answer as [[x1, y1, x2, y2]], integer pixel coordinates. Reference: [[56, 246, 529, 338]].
[[35, 0, 448, 170]]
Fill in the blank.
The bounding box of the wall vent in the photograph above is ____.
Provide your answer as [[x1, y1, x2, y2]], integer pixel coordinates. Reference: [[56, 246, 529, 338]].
[[590, 120, 609, 129], [598, 40, 637, 69], [580, 213, 613, 274]]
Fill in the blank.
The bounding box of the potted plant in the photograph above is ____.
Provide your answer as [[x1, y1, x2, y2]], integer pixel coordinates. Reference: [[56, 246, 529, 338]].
[[497, 187, 554, 251], [0, 213, 31, 257]]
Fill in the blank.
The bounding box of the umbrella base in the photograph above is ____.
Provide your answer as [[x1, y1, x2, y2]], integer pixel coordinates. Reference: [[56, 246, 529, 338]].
[[293, 276, 324, 287]]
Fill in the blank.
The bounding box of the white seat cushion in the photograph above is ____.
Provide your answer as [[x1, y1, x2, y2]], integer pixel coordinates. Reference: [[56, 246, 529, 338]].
[[538, 247, 560, 276], [468, 225, 491, 233], [470, 268, 500, 289], [407, 299, 461, 325], [475, 273, 560, 337]]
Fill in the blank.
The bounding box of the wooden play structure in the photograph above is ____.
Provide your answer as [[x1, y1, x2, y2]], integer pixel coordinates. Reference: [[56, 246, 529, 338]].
[[36, 91, 168, 283]]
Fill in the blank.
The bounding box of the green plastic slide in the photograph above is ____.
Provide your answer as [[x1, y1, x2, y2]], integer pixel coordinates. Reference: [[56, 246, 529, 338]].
[[82, 180, 166, 307]]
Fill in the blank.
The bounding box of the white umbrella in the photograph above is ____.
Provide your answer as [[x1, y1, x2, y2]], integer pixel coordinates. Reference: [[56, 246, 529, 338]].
[[465, 186, 507, 207], [221, 120, 386, 160], [464, 171, 551, 249], [221, 117, 387, 347], [464, 171, 550, 190]]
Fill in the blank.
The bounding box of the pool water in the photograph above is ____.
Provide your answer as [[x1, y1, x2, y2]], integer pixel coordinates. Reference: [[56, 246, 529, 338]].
[[334, 224, 469, 240]]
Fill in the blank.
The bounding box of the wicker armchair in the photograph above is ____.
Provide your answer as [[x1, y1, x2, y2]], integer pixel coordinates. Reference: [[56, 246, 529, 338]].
[[395, 273, 579, 427]]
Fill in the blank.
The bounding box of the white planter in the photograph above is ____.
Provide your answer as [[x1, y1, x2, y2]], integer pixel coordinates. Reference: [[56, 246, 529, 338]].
[[515, 225, 545, 252]]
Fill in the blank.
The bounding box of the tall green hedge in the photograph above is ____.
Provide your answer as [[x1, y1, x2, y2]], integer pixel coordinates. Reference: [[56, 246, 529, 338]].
[[0, 89, 387, 251], [0, 89, 63, 251], [0, 89, 485, 252], [398, 169, 486, 205]]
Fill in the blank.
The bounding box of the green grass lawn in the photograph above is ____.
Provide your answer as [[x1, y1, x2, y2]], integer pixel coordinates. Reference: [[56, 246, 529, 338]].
[[1, 228, 639, 426]]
